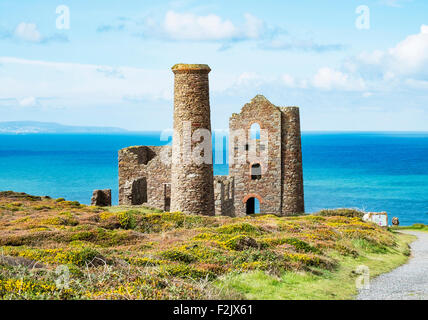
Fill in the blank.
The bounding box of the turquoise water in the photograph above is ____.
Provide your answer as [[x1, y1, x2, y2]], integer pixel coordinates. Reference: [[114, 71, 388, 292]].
[[0, 132, 427, 225]]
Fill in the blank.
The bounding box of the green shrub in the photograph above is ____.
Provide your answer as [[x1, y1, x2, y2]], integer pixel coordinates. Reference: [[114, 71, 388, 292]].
[[283, 238, 319, 253], [161, 264, 215, 280], [99, 211, 136, 230], [217, 223, 261, 235], [159, 248, 197, 263], [316, 208, 365, 218], [223, 235, 258, 251]]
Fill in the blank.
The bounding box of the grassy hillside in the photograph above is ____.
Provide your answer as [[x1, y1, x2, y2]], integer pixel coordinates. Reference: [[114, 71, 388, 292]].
[[0, 191, 413, 300], [394, 224, 428, 232]]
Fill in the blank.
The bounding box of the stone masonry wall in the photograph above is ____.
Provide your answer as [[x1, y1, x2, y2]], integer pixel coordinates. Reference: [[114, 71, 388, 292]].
[[170, 64, 215, 216], [118, 65, 303, 218], [118, 145, 171, 210], [229, 95, 283, 216], [280, 107, 305, 214], [228, 95, 304, 216], [214, 176, 235, 216], [145, 146, 171, 210]]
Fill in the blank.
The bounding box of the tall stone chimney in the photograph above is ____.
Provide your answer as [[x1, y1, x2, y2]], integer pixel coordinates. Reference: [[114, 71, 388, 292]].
[[280, 107, 304, 214], [170, 64, 215, 216]]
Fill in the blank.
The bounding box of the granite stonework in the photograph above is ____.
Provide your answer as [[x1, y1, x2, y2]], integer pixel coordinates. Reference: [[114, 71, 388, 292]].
[[118, 146, 171, 211], [118, 64, 304, 216], [170, 64, 215, 216], [91, 189, 112, 207]]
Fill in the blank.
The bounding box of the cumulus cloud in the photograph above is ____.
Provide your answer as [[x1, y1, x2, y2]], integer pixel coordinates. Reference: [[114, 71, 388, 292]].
[[161, 11, 344, 52], [11, 22, 68, 44], [14, 23, 41, 42], [358, 25, 428, 76], [163, 11, 265, 41], [224, 68, 364, 94], [312, 68, 366, 91], [388, 25, 428, 71], [97, 11, 344, 52]]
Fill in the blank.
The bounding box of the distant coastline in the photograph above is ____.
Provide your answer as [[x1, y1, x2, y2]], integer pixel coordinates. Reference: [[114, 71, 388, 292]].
[[1, 121, 427, 135], [0, 121, 128, 134]]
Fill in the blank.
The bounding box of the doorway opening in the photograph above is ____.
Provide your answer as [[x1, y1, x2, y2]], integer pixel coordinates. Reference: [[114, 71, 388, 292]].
[[131, 178, 147, 205], [245, 197, 260, 214]]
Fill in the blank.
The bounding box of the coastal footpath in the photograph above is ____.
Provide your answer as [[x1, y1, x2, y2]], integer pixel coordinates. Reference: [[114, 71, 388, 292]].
[[358, 229, 428, 300]]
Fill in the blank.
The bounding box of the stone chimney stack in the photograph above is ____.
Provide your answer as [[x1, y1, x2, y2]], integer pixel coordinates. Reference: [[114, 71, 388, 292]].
[[170, 64, 215, 216], [281, 107, 304, 214]]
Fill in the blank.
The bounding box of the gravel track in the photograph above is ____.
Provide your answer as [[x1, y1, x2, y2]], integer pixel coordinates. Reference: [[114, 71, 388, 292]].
[[357, 230, 428, 300]]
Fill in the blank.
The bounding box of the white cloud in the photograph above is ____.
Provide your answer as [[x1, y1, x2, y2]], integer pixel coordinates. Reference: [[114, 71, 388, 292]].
[[388, 24, 428, 71], [0, 57, 172, 108], [164, 11, 238, 40], [17, 96, 39, 107], [358, 25, 428, 76], [281, 74, 308, 89], [312, 67, 365, 91], [14, 23, 41, 42], [162, 11, 269, 42]]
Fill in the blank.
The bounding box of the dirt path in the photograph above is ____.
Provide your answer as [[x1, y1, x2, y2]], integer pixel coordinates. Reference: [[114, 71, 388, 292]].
[[357, 230, 428, 300]]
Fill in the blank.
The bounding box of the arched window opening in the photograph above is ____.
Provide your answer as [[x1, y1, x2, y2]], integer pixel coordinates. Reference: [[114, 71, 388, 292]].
[[246, 197, 260, 215], [250, 123, 261, 140], [251, 163, 262, 180]]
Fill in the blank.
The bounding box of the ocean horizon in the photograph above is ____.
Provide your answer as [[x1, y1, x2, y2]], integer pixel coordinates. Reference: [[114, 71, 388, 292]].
[[0, 131, 427, 226]]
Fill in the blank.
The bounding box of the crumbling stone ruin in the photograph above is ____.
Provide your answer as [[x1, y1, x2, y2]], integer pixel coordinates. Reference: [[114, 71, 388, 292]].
[[91, 189, 112, 207], [118, 63, 304, 216]]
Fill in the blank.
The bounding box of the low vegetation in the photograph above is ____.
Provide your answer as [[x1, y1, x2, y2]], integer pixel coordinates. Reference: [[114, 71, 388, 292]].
[[0, 191, 414, 300], [393, 223, 428, 232]]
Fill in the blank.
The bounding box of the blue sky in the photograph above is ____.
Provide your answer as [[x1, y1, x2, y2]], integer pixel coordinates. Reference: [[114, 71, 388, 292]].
[[0, 0, 427, 131]]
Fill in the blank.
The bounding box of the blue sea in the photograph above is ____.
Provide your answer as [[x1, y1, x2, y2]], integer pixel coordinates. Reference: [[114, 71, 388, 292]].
[[0, 132, 427, 226]]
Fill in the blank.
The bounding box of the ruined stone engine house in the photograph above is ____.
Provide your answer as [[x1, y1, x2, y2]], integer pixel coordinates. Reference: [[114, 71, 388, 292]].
[[119, 64, 304, 217]]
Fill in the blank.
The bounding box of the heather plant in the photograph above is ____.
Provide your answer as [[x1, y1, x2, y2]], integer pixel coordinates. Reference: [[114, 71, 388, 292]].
[[0, 191, 409, 300]]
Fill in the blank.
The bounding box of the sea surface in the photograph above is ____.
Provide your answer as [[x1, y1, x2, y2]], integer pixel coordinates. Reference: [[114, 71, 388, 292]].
[[0, 132, 427, 226]]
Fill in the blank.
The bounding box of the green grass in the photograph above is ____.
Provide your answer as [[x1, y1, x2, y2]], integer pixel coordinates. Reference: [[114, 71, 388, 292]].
[[393, 224, 428, 233], [0, 192, 416, 300], [216, 232, 414, 300], [107, 205, 163, 214]]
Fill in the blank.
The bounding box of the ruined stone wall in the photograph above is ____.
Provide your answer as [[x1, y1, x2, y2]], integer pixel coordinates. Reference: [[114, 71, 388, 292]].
[[145, 146, 171, 210], [170, 64, 215, 216], [117, 65, 303, 217], [229, 95, 283, 216], [280, 107, 304, 214], [118, 145, 171, 210], [214, 176, 235, 216]]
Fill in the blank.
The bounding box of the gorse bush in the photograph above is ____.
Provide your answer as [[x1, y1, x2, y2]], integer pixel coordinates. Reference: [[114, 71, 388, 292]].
[[316, 208, 366, 218], [0, 191, 399, 300], [99, 211, 136, 229], [160, 248, 198, 263]]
